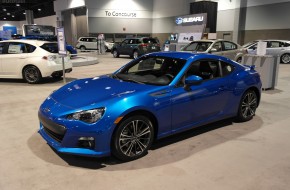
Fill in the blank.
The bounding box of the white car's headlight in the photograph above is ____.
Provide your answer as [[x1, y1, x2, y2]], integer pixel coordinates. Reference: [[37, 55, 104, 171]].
[[67, 108, 105, 123]]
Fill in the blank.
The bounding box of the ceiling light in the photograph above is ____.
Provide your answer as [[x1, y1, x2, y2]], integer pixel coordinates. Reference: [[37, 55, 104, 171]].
[[16, 4, 20, 6], [3, 8, 7, 11], [7, 13, 10, 15], [4, 17, 6, 20], [23, 12, 26, 15], [12, 15, 15, 17], [38, 8, 41, 11]]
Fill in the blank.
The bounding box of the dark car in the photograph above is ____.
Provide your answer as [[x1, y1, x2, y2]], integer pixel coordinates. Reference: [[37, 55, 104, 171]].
[[111, 37, 161, 59]]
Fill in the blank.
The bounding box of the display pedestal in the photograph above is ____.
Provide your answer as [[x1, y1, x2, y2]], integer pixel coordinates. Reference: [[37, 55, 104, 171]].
[[242, 55, 279, 90]]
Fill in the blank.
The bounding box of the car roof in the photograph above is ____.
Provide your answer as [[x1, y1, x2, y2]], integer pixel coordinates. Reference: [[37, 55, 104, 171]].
[[0, 39, 55, 46]]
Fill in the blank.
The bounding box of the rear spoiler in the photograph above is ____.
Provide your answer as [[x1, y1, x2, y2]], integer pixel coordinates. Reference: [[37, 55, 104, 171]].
[[244, 65, 256, 70]]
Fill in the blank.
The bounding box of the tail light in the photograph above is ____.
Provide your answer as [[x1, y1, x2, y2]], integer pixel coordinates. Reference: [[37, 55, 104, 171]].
[[42, 55, 57, 61], [140, 43, 148, 47]]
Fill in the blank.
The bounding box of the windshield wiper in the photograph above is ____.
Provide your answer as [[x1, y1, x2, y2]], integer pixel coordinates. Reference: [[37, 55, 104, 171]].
[[123, 78, 144, 84]]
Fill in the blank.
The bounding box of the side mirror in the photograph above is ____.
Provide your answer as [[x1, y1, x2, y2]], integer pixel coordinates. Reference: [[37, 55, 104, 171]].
[[184, 75, 203, 90], [210, 48, 218, 53]]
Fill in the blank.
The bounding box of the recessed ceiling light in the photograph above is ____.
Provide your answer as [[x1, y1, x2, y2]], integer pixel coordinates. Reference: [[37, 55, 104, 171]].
[[3, 8, 7, 11], [38, 8, 41, 11], [23, 12, 26, 15], [16, 4, 20, 6], [12, 15, 15, 17], [7, 13, 10, 15], [4, 17, 6, 20]]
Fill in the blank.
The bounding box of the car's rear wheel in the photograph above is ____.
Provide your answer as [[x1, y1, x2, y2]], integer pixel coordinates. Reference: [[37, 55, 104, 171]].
[[113, 49, 119, 58], [112, 115, 154, 161], [80, 46, 86, 51], [133, 51, 139, 59], [23, 65, 42, 84], [281, 53, 290, 64], [236, 57, 242, 63], [236, 90, 258, 122]]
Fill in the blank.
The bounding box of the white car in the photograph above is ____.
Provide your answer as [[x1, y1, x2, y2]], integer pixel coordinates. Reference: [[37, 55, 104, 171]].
[[104, 41, 114, 51], [243, 40, 290, 64], [76, 37, 114, 52], [0, 40, 72, 84]]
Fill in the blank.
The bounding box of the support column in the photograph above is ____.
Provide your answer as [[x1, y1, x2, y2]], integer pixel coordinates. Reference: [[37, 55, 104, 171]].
[[232, 0, 248, 44], [25, 10, 34, 24]]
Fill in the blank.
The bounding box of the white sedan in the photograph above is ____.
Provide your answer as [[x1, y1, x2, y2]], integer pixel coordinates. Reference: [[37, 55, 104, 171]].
[[0, 40, 72, 84]]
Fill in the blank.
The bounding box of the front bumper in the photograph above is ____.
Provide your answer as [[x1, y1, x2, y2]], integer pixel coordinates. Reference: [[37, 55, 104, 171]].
[[38, 111, 111, 157]]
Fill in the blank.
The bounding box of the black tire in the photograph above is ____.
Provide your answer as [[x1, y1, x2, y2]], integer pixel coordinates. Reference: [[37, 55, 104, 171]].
[[112, 115, 154, 161], [236, 90, 258, 122], [236, 57, 242, 63], [280, 53, 290, 64], [112, 49, 119, 58], [133, 51, 139, 59], [22, 65, 42, 84], [52, 73, 63, 80], [80, 46, 86, 51]]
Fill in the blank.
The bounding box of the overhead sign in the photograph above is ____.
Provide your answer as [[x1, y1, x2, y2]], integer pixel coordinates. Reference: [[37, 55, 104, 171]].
[[175, 13, 207, 26], [105, 10, 137, 18]]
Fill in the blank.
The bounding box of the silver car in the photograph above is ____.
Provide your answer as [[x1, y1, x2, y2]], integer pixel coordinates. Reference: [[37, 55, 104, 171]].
[[243, 40, 290, 64], [181, 39, 247, 62]]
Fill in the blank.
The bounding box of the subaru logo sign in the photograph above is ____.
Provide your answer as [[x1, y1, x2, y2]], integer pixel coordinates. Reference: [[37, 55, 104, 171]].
[[175, 17, 183, 25]]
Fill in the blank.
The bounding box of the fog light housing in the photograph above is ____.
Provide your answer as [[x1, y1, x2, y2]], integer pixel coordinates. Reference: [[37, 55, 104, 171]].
[[78, 137, 95, 149]]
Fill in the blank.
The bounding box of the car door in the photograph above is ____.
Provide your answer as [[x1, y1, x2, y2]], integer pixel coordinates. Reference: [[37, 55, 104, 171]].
[[266, 41, 282, 56], [119, 39, 130, 55], [210, 41, 223, 56], [1, 42, 28, 77], [170, 59, 231, 132], [221, 41, 239, 60]]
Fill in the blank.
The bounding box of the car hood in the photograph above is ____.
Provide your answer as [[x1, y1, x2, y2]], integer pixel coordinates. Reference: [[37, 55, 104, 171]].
[[50, 75, 155, 109]]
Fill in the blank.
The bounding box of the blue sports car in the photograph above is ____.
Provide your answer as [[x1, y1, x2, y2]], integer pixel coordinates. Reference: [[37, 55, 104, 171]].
[[38, 52, 262, 161]]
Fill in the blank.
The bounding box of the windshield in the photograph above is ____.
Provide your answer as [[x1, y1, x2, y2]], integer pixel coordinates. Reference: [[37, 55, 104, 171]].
[[182, 42, 212, 52], [40, 43, 58, 53], [115, 56, 186, 85]]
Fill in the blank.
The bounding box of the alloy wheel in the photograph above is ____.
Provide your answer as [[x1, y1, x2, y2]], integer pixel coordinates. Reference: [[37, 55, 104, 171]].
[[281, 54, 290, 64], [241, 91, 257, 119], [23, 66, 41, 84], [119, 120, 152, 157]]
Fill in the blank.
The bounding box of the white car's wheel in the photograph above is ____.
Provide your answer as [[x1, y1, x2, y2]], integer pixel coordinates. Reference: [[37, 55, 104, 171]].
[[281, 53, 290, 64], [23, 65, 42, 84]]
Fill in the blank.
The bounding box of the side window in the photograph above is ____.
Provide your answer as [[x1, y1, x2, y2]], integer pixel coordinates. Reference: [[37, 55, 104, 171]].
[[8, 42, 25, 54], [212, 42, 222, 52], [80, 38, 85, 42], [25, 44, 36, 53], [186, 60, 220, 80], [122, 39, 130, 45], [128, 39, 134, 44], [220, 61, 234, 76], [92, 38, 97, 42], [223, 41, 237, 50], [268, 41, 280, 48]]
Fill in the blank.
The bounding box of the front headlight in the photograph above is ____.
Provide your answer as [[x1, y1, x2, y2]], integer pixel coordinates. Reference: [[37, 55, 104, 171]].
[[67, 108, 105, 124]]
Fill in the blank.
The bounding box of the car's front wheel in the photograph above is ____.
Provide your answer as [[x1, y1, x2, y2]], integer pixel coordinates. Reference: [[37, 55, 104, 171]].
[[112, 115, 154, 161], [80, 46, 86, 51], [236, 90, 258, 122], [133, 51, 139, 59], [22, 65, 42, 84], [112, 49, 119, 58], [281, 53, 290, 64]]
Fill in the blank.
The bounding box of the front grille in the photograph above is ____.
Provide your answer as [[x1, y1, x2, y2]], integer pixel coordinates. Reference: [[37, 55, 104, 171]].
[[38, 111, 67, 143], [43, 125, 64, 143]]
